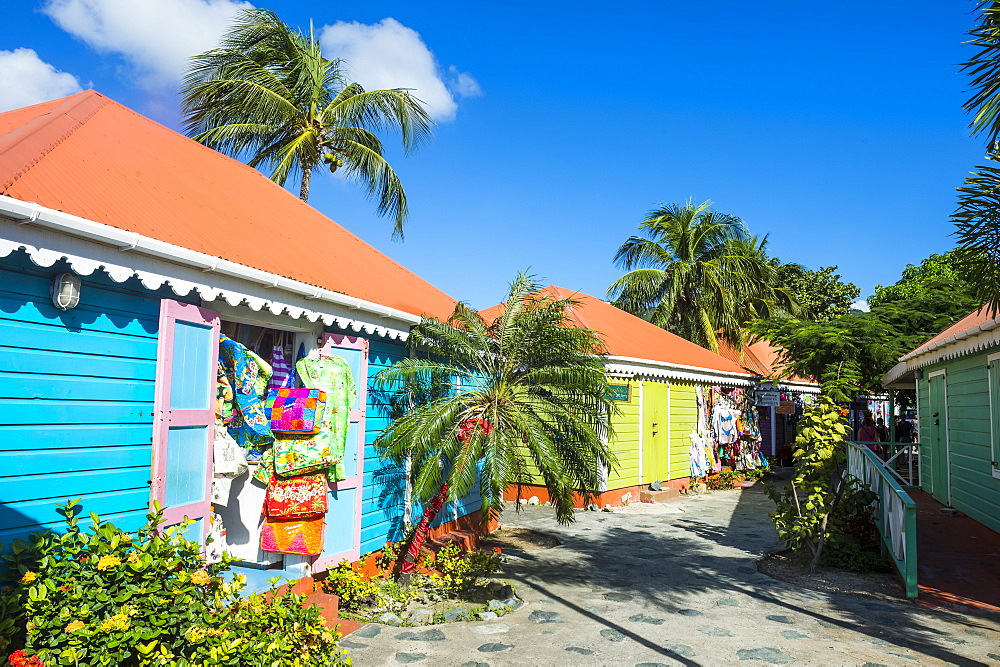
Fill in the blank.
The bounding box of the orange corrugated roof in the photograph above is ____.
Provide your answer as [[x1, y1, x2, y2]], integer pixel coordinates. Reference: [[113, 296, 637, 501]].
[[909, 306, 992, 354], [480, 286, 752, 376], [0, 90, 456, 320]]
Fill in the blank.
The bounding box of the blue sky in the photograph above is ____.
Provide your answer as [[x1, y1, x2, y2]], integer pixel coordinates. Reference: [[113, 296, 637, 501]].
[[0, 0, 986, 311]]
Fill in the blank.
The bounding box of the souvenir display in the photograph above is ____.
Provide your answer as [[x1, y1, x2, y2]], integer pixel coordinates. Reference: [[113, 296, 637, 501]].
[[295, 351, 356, 481], [265, 473, 328, 518], [267, 387, 327, 433], [272, 434, 335, 477], [260, 516, 325, 555]]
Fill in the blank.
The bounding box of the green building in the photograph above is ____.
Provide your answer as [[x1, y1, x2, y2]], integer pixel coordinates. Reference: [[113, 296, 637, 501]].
[[883, 307, 1000, 534]]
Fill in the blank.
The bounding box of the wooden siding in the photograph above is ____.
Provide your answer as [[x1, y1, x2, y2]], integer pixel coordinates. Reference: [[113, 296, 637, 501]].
[[361, 339, 408, 555], [607, 379, 639, 488], [919, 354, 1000, 533], [359, 339, 482, 555], [0, 253, 190, 547], [668, 383, 699, 480]]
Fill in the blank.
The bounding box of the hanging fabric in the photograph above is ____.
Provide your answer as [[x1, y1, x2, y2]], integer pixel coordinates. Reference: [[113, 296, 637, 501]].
[[267, 388, 327, 434], [260, 516, 325, 555], [295, 351, 356, 481], [211, 424, 248, 504], [269, 332, 294, 392], [272, 433, 334, 477], [265, 473, 328, 518]]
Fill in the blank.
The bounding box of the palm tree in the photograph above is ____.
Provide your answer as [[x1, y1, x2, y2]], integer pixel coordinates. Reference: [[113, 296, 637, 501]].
[[608, 200, 792, 352], [952, 1, 1000, 313], [180, 9, 434, 238], [373, 273, 615, 576]]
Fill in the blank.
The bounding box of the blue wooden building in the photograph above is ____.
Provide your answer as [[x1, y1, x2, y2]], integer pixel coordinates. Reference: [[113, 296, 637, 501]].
[[0, 90, 478, 587]]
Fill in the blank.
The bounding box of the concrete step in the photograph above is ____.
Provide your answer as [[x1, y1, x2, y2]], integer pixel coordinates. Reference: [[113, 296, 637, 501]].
[[639, 488, 680, 503]]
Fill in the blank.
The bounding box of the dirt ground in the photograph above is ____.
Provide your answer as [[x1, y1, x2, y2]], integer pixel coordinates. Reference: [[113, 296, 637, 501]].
[[758, 549, 907, 603]]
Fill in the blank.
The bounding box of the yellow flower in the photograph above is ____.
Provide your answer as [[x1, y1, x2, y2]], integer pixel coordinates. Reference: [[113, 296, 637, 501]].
[[20, 571, 37, 584], [127, 551, 139, 564], [96, 555, 121, 571], [65, 620, 85, 633], [190, 570, 212, 586]]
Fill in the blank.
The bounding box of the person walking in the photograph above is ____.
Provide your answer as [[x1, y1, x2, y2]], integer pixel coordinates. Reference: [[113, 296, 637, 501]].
[[858, 417, 881, 455], [895, 416, 913, 443]]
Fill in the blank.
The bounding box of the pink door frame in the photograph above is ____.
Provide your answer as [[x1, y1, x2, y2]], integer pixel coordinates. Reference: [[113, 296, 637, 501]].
[[313, 332, 368, 570], [150, 299, 221, 537]]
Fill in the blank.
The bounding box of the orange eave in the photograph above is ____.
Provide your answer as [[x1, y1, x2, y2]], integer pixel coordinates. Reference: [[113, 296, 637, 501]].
[[480, 285, 753, 376], [0, 90, 456, 321]]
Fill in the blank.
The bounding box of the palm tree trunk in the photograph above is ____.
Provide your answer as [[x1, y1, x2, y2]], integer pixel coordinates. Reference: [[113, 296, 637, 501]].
[[299, 167, 311, 202], [398, 482, 449, 584]]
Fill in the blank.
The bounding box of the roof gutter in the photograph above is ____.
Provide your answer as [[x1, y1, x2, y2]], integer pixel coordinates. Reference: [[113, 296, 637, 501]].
[[900, 315, 1000, 362], [604, 354, 755, 380], [0, 195, 422, 326]]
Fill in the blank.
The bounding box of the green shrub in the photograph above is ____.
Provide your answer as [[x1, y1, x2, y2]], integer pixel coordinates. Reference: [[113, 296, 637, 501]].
[[0, 500, 349, 666], [821, 538, 891, 573], [323, 560, 383, 613], [704, 470, 742, 490]]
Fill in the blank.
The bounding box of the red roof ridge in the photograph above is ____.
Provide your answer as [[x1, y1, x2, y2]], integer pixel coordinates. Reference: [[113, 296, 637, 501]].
[[0, 90, 109, 192]]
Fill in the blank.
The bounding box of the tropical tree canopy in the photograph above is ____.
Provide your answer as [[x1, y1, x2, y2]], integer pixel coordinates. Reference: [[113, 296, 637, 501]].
[[754, 314, 903, 402], [372, 273, 616, 527], [608, 200, 794, 352], [772, 262, 859, 323], [180, 8, 434, 238]]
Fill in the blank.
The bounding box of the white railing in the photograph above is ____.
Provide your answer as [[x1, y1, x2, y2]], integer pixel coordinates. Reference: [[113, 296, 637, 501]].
[[847, 442, 918, 598]]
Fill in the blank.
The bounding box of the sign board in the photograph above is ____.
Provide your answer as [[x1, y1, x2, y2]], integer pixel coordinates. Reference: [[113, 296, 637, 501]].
[[756, 391, 780, 407], [775, 400, 796, 415], [608, 383, 630, 402]]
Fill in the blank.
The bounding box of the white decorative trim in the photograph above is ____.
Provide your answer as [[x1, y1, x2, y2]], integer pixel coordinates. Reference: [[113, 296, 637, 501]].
[[0, 222, 412, 341], [604, 355, 755, 386], [0, 195, 423, 336]]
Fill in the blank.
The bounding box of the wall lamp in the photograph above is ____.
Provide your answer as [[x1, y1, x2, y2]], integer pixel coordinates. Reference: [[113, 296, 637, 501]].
[[51, 272, 82, 310]]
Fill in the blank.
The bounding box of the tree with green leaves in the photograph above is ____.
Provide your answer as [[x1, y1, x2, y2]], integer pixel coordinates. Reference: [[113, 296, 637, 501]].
[[181, 8, 434, 238], [373, 273, 615, 577], [868, 250, 972, 309], [755, 314, 902, 402], [772, 263, 859, 322], [608, 200, 794, 352]]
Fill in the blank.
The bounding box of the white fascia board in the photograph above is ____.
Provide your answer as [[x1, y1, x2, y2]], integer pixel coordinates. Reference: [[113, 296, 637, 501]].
[[604, 355, 756, 386], [0, 194, 421, 327]]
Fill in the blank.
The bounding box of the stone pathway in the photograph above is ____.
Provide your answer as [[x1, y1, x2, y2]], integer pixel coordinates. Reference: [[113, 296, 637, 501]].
[[342, 483, 1000, 665]]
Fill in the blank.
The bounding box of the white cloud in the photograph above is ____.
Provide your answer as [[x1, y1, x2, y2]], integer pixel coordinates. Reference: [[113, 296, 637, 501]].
[[851, 299, 870, 312], [320, 18, 480, 122], [448, 65, 482, 98], [43, 0, 252, 91], [0, 48, 83, 112]]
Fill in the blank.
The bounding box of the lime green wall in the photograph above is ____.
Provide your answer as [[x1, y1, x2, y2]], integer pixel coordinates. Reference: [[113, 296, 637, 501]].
[[604, 378, 705, 490], [608, 379, 640, 487], [668, 383, 699, 480]]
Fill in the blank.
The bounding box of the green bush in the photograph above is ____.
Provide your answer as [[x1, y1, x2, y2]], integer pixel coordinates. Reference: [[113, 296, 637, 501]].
[[821, 538, 891, 573], [0, 500, 349, 666], [704, 470, 742, 490]]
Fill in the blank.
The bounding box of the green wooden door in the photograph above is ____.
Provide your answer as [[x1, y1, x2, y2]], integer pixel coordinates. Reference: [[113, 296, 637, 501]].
[[927, 372, 950, 505]]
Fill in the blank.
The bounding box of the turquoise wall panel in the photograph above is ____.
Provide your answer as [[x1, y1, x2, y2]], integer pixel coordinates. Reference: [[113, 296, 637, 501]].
[[357, 337, 484, 556], [360, 338, 407, 556], [0, 250, 195, 548]]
